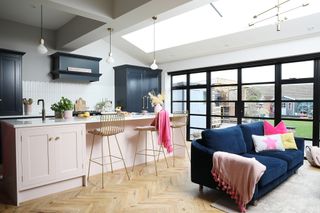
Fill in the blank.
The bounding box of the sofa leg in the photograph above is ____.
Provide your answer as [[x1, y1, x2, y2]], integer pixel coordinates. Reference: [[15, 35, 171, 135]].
[[199, 185, 203, 192], [253, 200, 258, 206]]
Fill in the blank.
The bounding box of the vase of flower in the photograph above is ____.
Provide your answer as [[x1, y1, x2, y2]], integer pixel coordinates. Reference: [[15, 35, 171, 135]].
[[23, 98, 33, 115], [154, 103, 163, 113], [148, 92, 165, 113], [23, 104, 32, 115]]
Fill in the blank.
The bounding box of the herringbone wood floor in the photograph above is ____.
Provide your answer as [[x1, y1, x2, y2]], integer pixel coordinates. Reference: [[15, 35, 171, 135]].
[[0, 156, 222, 213]]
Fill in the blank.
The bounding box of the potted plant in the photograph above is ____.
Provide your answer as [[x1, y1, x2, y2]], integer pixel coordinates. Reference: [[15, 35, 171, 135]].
[[51, 97, 74, 119], [60, 97, 74, 119], [50, 102, 63, 118], [23, 98, 33, 115]]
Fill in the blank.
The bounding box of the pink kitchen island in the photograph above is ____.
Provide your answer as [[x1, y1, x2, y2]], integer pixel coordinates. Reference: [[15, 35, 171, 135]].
[[1, 114, 186, 205]]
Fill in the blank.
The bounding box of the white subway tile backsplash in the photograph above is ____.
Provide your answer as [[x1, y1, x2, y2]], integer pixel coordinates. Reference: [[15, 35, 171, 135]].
[[22, 81, 112, 115]]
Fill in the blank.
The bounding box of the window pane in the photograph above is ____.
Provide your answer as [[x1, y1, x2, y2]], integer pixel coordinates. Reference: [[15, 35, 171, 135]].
[[282, 61, 313, 80], [211, 69, 237, 85], [190, 72, 206, 85], [242, 65, 275, 83], [242, 84, 274, 101], [282, 83, 313, 100], [283, 120, 312, 139], [242, 118, 274, 125], [172, 102, 186, 112], [212, 86, 237, 101], [172, 89, 186, 101], [190, 102, 206, 115], [172, 75, 186, 87], [281, 101, 313, 119], [244, 102, 274, 118], [190, 89, 206, 101], [212, 117, 237, 128], [212, 102, 236, 116], [190, 128, 203, 140], [190, 115, 206, 128]]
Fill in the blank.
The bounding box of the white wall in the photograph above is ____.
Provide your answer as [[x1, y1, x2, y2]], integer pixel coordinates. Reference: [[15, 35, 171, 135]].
[[160, 35, 320, 112], [0, 19, 146, 115]]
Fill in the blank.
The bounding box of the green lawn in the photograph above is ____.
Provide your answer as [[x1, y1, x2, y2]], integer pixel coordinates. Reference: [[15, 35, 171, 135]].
[[283, 120, 313, 139]]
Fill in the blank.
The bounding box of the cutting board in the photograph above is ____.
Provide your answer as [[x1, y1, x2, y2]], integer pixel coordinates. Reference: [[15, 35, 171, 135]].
[[75, 98, 87, 111]]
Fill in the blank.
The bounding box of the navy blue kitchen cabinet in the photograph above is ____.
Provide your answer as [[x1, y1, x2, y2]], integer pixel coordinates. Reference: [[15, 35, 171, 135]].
[[114, 65, 162, 113]]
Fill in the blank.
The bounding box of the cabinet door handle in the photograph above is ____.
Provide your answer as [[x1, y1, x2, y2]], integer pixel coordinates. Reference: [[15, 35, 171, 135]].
[[55, 136, 60, 141], [142, 96, 145, 109], [48, 137, 53, 141]]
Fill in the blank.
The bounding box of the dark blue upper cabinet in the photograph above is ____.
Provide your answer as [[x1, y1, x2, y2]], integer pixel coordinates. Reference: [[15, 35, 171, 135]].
[[0, 49, 25, 116], [114, 64, 162, 113], [50, 52, 102, 82]]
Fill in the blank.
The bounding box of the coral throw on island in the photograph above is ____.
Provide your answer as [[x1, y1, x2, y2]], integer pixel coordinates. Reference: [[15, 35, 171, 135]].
[[152, 110, 173, 153]]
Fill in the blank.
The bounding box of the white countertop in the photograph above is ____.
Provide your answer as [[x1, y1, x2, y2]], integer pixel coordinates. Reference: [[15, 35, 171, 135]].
[[0, 114, 54, 119], [1, 114, 157, 128]]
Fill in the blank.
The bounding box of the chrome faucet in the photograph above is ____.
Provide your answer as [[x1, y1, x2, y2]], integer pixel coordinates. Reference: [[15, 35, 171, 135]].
[[37, 99, 45, 121]]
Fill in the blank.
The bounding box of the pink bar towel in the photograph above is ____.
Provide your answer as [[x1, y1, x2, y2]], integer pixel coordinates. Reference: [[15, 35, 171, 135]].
[[211, 151, 266, 212]]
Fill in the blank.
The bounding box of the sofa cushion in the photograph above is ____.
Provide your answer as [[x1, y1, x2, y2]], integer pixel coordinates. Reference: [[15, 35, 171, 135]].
[[241, 153, 287, 187], [264, 120, 288, 135], [201, 126, 247, 154], [257, 150, 304, 170], [252, 134, 285, 152], [240, 122, 264, 152], [281, 133, 298, 150]]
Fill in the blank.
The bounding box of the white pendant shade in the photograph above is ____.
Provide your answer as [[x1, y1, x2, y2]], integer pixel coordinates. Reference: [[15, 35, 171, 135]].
[[38, 38, 48, 54], [150, 59, 158, 70], [107, 52, 114, 64]]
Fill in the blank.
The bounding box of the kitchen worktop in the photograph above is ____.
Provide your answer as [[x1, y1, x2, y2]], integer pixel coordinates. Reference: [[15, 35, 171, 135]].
[[0, 114, 55, 119], [1, 114, 157, 128]]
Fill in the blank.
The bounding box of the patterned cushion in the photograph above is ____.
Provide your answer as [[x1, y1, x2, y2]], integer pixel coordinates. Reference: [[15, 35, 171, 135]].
[[252, 134, 285, 152]]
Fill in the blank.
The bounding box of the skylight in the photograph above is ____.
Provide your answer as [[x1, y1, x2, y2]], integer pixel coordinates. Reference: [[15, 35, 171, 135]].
[[122, 0, 320, 53]]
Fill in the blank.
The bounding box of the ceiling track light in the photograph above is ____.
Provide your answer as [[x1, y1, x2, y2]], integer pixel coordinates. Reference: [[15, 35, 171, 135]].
[[150, 16, 158, 70], [248, 0, 309, 31], [107, 28, 114, 64], [37, 4, 48, 54]]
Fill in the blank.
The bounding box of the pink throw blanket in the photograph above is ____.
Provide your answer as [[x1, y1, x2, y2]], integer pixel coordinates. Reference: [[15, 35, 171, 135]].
[[152, 110, 173, 153], [211, 152, 266, 212]]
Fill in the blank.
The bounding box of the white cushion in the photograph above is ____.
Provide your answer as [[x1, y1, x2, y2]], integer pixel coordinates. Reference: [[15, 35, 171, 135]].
[[252, 134, 285, 153]]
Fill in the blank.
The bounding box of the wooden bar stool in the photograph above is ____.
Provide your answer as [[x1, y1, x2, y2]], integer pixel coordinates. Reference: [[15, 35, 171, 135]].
[[171, 111, 190, 166], [132, 125, 169, 176], [87, 114, 130, 188]]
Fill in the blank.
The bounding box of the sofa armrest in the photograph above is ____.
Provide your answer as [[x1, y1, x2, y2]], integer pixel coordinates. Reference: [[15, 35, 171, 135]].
[[191, 139, 218, 189], [295, 137, 305, 152]]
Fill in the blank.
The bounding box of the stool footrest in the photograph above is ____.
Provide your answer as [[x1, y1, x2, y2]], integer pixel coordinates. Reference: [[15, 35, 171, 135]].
[[90, 155, 124, 166]]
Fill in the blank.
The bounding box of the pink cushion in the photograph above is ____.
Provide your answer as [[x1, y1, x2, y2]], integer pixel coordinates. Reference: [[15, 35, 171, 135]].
[[264, 121, 288, 135]]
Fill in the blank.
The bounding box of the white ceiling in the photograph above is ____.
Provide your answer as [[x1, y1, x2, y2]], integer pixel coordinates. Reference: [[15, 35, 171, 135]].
[[0, 0, 75, 30], [0, 0, 320, 64], [112, 0, 320, 64]]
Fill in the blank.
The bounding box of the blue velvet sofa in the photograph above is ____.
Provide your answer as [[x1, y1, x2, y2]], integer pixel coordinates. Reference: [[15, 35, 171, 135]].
[[191, 121, 304, 203]]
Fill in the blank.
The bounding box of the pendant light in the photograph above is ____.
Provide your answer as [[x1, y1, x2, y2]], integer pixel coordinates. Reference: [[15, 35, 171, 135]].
[[107, 28, 114, 64], [150, 16, 158, 70], [37, 4, 48, 54]]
